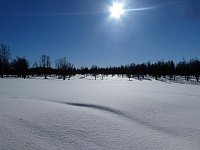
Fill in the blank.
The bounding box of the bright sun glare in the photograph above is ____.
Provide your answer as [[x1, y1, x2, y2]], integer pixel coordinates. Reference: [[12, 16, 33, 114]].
[[109, 2, 125, 19]]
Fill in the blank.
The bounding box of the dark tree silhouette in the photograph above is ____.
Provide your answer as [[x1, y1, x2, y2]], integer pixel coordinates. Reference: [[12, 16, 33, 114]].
[[80, 67, 89, 77], [11, 57, 29, 79], [0, 44, 10, 78], [56, 57, 74, 80], [167, 61, 175, 80], [39, 54, 51, 79], [189, 59, 200, 82], [90, 65, 98, 80], [176, 60, 190, 81], [0, 42, 200, 82]]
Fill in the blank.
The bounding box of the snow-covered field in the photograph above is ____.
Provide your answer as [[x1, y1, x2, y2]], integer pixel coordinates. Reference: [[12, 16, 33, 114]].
[[0, 76, 200, 150]]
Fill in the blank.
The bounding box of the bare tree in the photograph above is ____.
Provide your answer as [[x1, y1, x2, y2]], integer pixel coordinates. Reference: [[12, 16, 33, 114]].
[[0, 44, 10, 78], [32, 62, 38, 68], [40, 54, 51, 68], [56, 57, 72, 80], [39, 54, 51, 79], [91, 65, 98, 80]]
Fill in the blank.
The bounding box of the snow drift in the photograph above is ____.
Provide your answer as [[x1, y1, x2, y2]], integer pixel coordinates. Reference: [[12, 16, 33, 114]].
[[0, 76, 200, 149]]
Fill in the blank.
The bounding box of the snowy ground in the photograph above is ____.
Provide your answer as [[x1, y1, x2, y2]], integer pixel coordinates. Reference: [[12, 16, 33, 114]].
[[0, 75, 200, 150]]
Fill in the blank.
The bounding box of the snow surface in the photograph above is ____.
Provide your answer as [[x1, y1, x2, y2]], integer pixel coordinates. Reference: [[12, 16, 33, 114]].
[[0, 76, 200, 150]]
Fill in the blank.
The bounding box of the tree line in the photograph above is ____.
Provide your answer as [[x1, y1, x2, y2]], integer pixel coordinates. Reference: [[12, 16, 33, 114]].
[[0, 44, 200, 81]]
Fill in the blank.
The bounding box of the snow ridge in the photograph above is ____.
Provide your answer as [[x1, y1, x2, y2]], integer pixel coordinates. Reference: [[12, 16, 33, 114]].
[[55, 101, 197, 139]]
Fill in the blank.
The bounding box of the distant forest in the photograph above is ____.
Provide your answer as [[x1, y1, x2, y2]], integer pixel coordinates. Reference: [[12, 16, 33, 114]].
[[0, 44, 200, 81]]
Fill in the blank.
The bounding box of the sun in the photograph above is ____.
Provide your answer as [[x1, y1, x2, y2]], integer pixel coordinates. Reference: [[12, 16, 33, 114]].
[[109, 2, 125, 19]]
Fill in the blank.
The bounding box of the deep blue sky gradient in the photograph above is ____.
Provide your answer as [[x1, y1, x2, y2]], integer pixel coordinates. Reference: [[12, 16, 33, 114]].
[[0, 0, 200, 67]]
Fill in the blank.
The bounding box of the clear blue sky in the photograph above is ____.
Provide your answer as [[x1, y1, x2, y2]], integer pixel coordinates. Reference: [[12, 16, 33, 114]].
[[0, 0, 200, 67]]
